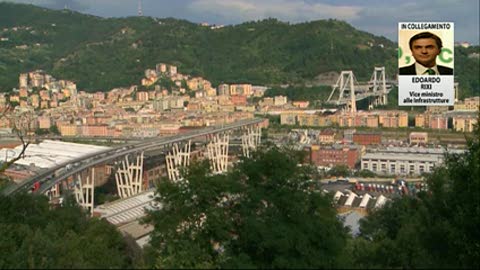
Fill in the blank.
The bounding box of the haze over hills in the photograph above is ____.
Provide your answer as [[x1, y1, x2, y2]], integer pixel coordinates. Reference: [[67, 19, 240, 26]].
[[0, 2, 478, 98]]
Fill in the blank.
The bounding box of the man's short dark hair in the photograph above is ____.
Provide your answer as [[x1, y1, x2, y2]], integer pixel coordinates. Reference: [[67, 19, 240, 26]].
[[409, 32, 443, 50]]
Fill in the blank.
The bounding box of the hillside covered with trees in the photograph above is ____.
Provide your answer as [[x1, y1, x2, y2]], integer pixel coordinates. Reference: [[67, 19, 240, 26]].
[[1, 3, 478, 98]]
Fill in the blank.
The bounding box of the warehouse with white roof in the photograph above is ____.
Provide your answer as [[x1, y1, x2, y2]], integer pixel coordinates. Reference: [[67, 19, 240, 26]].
[[0, 140, 110, 169]]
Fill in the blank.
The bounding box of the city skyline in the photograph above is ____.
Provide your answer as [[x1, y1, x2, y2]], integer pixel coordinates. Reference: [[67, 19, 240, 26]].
[[1, 0, 479, 45]]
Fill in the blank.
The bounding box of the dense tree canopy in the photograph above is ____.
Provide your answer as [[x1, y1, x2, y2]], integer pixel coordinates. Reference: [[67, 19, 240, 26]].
[[348, 119, 480, 269], [144, 146, 350, 268], [0, 194, 136, 269]]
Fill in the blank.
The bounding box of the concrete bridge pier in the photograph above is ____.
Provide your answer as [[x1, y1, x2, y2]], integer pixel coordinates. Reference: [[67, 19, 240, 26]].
[[165, 140, 191, 182], [115, 152, 144, 199], [206, 133, 229, 174], [73, 167, 95, 215], [46, 182, 61, 201], [241, 125, 262, 158]]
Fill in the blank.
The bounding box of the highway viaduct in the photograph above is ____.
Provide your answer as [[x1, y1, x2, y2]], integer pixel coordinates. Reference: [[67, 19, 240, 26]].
[[2, 118, 265, 210]]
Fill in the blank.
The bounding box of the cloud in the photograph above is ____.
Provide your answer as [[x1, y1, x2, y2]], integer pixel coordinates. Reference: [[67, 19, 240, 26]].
[[1, 0, 89, 11], [350, 0, 479, 44], [187, 0, 363, 24], [44, 0, 89, 11]]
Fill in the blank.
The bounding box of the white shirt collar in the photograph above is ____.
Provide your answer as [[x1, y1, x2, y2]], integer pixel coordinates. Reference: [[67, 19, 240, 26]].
[[415, 62, 439, 75]]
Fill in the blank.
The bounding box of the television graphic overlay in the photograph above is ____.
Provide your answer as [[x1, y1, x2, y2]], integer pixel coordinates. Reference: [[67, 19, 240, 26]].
[[398, 22, 454, 106]]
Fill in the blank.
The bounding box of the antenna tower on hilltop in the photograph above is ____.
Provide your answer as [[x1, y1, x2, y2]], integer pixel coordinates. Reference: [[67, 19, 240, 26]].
[[138, 0, 143, 16]]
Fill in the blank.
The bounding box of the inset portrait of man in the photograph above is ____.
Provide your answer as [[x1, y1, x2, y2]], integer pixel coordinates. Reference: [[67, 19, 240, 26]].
[[399, 31, 453, 75]]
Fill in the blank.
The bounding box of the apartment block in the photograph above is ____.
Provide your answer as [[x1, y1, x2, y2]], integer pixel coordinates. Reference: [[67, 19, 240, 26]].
[[19, 87, 28, 98], [280, 113, 297, 125], [169, 65, 177, 75], [19, 73, 28, 88], [274, 95, 287, 106], [309, 144, 360, 169], [454, 96, 480, 111], [217, 84, 230, 96], [93, 92, 105, 101], [318, 129, 336, 144], [429, 115, 449, 130], [136, 91, 149, 102], [156, 63, 167, 73], [415, 114, 427, 128], [230, 95, 247, 106], [37, 116, 52, 129], [378, 111, 408, 127], [353, 132, 382, 145], [297, 114, 333, 127], [58, 124, 79, 136], [81, 125, 112, 137], [453, 115, 478, 132], [229, 84, 252, 96]]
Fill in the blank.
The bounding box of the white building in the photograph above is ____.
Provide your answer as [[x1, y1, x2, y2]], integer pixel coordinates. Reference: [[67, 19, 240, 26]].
[[361, 146, 465, 176], [0, 140, 109, 169]]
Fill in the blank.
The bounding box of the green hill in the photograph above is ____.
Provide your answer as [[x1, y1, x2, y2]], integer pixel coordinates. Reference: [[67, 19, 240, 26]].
[[0, 3, 478, 98]]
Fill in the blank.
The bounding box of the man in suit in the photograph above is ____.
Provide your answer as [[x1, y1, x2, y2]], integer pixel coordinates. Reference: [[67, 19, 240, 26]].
[[399, 32, 453, 75]]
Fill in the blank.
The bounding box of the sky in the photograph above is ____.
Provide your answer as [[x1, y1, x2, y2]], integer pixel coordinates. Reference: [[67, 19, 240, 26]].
[[3, 0, 479, 44]]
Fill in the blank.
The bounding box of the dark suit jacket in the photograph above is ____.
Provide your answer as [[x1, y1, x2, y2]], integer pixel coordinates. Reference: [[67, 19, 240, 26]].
[[399, 63, 453, 75]]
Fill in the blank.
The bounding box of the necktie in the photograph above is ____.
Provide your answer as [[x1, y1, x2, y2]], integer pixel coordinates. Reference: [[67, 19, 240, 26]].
[[426, 69, 435, 75]]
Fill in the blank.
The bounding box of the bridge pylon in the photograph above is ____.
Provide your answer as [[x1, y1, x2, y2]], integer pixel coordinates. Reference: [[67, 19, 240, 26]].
[[115, 152, 144, 199], [165, 140, 191, 182], [241, 125, 261, 158], [369, 66, 388, 107], [206, 133, 229, 174], [45, 183, 61, 201], [73, 167, 95, 215], [327, 70, 357, 113]]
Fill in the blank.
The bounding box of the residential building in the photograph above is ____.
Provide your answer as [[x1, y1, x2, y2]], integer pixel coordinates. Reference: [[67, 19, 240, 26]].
[[409, 132, 428, 145], [169, 65, 177, 75], [19, 73, 28, 88], [93, 92, 105, 101], [415, 114, 427, 128], [429, 115, 449, 130], [318, 129, 336, 144], [19, 87, 28, 98], [453, 114, 478, 132], [353, 132, 381, 145], [274, 95, 287, 106], [280, 113, 296, 125], [343, 129, 356, 143], [136, 91, 149, 102], [37, 116, 52, 129], [156, 63, 167, 73], [309, 144, 360, 169], [230, 95, 247, 106], [229, 84, 252, 96], [454, 96, 480, 111], [58, 124, 79, 136], [292, 101, 309, 108], [378, 111, 408, 128], [217, 84, 230, 96]]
